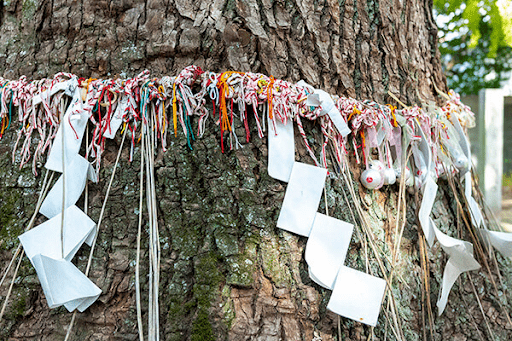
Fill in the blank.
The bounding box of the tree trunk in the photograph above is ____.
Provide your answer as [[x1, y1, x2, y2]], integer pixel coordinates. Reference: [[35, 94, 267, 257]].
[[0, 0, 511, 340]]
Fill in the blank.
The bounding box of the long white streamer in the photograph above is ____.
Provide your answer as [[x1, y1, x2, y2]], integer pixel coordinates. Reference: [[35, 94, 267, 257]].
[[274, 160, 386, 326], [414, 120, 480, 315], [19, 82, 101, 312]]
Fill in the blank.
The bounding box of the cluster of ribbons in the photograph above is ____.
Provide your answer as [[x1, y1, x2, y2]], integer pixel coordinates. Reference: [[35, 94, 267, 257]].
[[0, 66, 481, 181], [0, 66, 510, 326]]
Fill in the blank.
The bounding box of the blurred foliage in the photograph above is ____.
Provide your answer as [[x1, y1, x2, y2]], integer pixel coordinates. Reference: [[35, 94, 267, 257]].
[[434, 0, 512, 95]]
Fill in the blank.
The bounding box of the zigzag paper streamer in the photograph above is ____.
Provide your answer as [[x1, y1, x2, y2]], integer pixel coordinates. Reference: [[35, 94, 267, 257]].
[[19, 81, 101, 312], [306, 212, 353, 290], [272, 159, 387, 326], [414, 121, 481, 315], [19, 205, 96, 262], [451, 116, 512, 260], [276, 162, 327, 237]]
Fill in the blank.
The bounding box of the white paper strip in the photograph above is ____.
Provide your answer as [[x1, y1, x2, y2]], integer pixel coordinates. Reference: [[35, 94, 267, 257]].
[[276, 162, 327, 236], [450, 115, 471, 174], [297, 80, 351, 137], [418, 174, 437, 247], [306, 213, 354, 289], [412, 125, 481, 315], [19, 205, 96, 262], [480, 229, 512, 257], [44, 85, 87, 173], [39, 155, 91, 219], [419, 182, 480, 315], [267, 117, 295, 182], [432, 218, 480, 314], [31, 254, 101, 312], [307, 90, 351, 137], [327, 265, 386, 327], [103, 96, 128, 139], [32, 79, 76, 106]]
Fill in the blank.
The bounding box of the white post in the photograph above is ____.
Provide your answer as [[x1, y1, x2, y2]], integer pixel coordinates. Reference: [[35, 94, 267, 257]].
[[478, 89, 504, 219]]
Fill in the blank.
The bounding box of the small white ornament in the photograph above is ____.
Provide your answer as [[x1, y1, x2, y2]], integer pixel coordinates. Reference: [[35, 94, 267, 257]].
[[454, 155, 469, 170], [360, 169, 383, 189], [369, 160, 385, 171], [383, 168, 396, 185]]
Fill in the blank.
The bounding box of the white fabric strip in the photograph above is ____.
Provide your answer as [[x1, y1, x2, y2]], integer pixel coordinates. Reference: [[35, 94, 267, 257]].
[[327, 265, 386, 327], [276, 162, 327, 236], [305, 212, 354, 290], [267, 116, 295, 182]]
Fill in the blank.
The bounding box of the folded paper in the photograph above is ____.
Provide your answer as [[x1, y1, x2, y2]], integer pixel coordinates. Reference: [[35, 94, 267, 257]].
[[449, 115, 471, 174], [420, 178, 480, 314], [327, 265, 386, 327], [480, 229, 512, 257], [44, 85, 88, 173], [432, 218, 480, 314], [306, 213, 354, 289], [39, 155, 91, 219], [413, 123, 481, 315], [418, 177, 437, 247], [267, 117, 295, 182], [32, 79, 77, 106], [31, 254, 101, 312], [19, 205, 96, 262], [297, 80, 351, 137], [277, 162, 327, 236]]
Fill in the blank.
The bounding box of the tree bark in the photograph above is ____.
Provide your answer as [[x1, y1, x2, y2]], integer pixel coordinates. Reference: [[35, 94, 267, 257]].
[[0, 0, 511, 340]]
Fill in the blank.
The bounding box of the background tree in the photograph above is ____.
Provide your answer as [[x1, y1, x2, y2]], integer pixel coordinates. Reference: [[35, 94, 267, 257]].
[[0, 0, 511, 340], [434, 0, 512, 94]]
